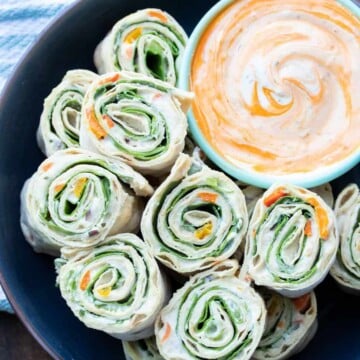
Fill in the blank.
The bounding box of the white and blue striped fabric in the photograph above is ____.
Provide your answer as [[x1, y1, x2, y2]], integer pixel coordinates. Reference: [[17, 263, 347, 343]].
[[0, 0, 75, 313]]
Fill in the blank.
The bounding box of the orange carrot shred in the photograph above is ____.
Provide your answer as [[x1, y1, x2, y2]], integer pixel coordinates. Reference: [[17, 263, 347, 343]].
[[41, 162, 53, 172], [292, 294, 311, 313], [147, 10, 168, 22], [307, 198, 329, 239], [304, 220, 312, 237], [244, 274, 252, 283], [87, 108, 107, 140], [126, 46, 133, 59], [103, 115, 115, 129], [54, 184, 65, 194], [263, 187, 288, 207], [99, 73, 121, 85], [197, 192, 218, 203], [80, 271, 91, 291], [161, 323, 172, 343]]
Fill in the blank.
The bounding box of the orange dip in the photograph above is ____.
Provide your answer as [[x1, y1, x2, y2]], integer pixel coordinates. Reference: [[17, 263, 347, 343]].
[[191, 0, 360, 175]]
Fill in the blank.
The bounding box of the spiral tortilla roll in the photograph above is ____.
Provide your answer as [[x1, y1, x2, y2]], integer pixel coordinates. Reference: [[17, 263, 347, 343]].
[[238, 183, 334, 216], [20, 148, 153, 255], [155, 260, 266, 360], [80, 71, 192, 175], [141, 154, 248, 275], [56, 234, 168, 341], [330, 184, 360, 293], [123, 336, 163, 360], [254, 290, 317, 360], [94, 9, 187, 85], [37, 70, 98, 156], [243, 183, 338, 297]]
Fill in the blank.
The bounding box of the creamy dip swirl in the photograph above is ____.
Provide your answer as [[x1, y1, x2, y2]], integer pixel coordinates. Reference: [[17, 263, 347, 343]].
[[191, 0, 360, 175]]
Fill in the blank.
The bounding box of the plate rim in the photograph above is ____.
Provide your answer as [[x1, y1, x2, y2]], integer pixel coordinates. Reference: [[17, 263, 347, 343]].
[[0, 1, 83, 358]]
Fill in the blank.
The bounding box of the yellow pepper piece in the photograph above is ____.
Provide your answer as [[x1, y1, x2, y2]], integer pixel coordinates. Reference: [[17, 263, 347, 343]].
[[97, 287, 111, 297], [73, 178, 88, 198], [195, 223, 213, 240], [80, 271, 90, 291], [124, 28, 142, 44]]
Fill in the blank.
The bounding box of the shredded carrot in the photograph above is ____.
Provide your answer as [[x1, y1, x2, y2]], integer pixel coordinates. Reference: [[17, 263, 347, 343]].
[[87, 108, 107, 140], [41, 162, 53, 172], [103, 115, 115, 129], [161, 323, 172, 343], [124, 28, 142, 44], [195, 223, 213, 240], [304, 220, 312, 237], [73, 178, 88, 198], [80, 271, 91, 291], [98, 73, 121, 85], [126, 46, 133, 59], [97, 287, 111, 297], [147, 10, 168, 22], [197, 192, 218, 203], [292, 294, 311, 313], [153, 93, 163, 100], [307, 198, 329, 239], [54, 184, 65, 194], [263, 187, 288, 207], [244, 274, 252, 283]]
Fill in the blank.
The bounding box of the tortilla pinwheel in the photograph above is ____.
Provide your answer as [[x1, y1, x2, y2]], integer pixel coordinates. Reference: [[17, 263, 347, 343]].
[[123, 336, 163, 360], [37, 69, 98, 156], [56, 234, 168, 341], [20, 148, 153, 255], [94, 9, 187, 85], [254, 290, 317, 360], [155, 260, 266, 360], [330, 183, 360, 293], [80, 71, 191, 175], [242, 183, 338, 297], [141, 153, 248, 275]]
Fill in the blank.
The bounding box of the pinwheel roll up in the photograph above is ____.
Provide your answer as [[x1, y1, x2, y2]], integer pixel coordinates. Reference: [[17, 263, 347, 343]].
[[20, 148, 153, 255], [123, 336, 163, 360], [141, 154, 248, 275], [330, 184, 360, 293], [238, 183, 334, 217], [80, 71, 191, 175], [94, 9, 187, 85], [37, 70, 98, 156], [56, 234, 168, 341], [155, 260, 266, 360], [243, 184, 338, 297], [254, 290, 317, 360]]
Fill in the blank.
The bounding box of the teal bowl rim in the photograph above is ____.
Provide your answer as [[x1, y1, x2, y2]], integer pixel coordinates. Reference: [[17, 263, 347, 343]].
[[179, 0, 360, 189]]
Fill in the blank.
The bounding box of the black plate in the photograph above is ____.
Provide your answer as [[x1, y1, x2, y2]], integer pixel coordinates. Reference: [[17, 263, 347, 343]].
[[0, 0, 359, 359]]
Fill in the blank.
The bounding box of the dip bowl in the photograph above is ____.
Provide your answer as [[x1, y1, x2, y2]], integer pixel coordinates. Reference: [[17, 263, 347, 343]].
[[180, 0, 360, 188]]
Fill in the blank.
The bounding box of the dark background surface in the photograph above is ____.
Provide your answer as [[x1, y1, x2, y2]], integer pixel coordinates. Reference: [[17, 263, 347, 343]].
[[0, 0, 359, 359], [0, 313, 50, 360]]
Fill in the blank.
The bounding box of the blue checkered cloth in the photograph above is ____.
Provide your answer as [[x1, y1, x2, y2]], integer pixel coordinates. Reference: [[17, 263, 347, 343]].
[[0, 0, 75, 313]]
